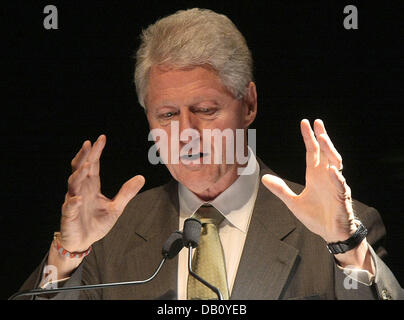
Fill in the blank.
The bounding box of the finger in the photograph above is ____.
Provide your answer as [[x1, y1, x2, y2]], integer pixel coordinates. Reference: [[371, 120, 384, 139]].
[[71, 140, 91, 172], [67, 162, 90, 196], [328, 166, 354, 218], [313, 119, 329, 169], [87, 135, 107, 176], [113, 175, 146, 213], [261, 174, 296, 209], [300, 119, 320, 168], [318, 134, 343, 170], [328, 165, 352, 202], [313, 119, 327, 137], [313, 119, 343, 170]]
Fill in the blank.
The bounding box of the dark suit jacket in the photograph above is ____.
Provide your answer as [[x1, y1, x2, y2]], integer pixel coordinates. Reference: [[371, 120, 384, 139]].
[[19, 160, 404, 299]]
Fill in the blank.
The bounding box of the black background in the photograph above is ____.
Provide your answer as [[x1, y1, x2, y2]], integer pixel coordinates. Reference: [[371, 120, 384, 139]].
[[1, 0, 403, 299]]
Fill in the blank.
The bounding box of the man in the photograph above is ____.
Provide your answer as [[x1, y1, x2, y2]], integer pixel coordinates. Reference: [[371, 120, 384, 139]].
[[19, 8, 403, 299]]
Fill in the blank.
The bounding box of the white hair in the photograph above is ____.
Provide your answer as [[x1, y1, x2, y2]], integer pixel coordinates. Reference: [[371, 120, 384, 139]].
[[134, 8, 253, 109]]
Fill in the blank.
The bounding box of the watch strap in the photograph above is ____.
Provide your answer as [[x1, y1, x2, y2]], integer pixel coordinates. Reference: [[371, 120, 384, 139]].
[[327, 221, 368, 254]]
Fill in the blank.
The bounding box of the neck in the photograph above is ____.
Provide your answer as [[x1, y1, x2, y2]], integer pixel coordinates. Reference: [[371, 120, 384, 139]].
[[194, 165, 240, 201], [195, 145, 250, 201]]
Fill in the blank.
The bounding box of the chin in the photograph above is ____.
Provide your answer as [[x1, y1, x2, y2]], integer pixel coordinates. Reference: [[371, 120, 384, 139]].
[[167, 163, 218, 194]]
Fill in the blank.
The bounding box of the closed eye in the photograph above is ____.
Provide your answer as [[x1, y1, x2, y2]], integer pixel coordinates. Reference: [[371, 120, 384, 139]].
[[195, 107, 217, 116], [159, 111, 178, 119]]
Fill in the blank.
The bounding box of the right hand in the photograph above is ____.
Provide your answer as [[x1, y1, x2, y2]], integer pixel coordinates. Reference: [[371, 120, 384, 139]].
[[59, 135, 145, 252]]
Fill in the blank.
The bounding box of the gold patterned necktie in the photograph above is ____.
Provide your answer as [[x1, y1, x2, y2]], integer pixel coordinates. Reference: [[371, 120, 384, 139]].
[[187, 205, 230, 300]]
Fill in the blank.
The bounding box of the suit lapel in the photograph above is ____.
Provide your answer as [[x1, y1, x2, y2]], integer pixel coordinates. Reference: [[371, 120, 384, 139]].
[[116, 180, 180, 299], [231, 163, 300, 299]]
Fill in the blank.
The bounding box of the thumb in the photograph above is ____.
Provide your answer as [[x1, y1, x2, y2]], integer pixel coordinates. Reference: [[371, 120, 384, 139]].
[[261, 174, 296, 209], [113, 175, 146, 212]]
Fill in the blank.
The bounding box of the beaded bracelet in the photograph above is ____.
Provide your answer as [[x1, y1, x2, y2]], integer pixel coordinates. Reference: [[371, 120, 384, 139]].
[[53, 232, 92, 259]]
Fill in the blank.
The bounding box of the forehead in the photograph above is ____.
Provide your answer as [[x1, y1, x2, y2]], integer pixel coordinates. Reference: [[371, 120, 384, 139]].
[[145, 65, 234, 108]]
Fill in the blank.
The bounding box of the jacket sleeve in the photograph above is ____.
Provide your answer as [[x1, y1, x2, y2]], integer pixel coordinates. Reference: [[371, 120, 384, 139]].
[[15, 247, 102, 300], [334, 205, 404, 300]]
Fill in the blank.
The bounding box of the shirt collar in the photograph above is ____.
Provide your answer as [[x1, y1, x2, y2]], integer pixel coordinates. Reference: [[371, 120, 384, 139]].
[[179, 147, 260, 233]]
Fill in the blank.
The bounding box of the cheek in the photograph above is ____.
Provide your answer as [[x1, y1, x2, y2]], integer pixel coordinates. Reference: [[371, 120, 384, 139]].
[[218, 104, 247, 130], [205, 119, 243, 154]]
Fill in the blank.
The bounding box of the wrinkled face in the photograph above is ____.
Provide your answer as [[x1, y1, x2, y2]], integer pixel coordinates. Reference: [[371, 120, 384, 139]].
[[145, 65, 256, 196]]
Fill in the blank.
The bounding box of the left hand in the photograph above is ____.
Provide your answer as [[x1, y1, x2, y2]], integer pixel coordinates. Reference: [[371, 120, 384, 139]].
[[262, 119, 357, 244]]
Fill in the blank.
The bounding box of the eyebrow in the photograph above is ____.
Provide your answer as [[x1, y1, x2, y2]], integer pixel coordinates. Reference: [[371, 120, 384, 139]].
[[190, 99, 220, 107], [155, 99, 220, 110]]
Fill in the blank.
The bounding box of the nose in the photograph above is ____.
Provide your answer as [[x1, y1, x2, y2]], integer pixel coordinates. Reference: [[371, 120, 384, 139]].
[[178, 109, 200, 144]]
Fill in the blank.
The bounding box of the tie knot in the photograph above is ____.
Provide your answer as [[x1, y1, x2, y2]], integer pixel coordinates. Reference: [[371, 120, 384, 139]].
[[194, 205, 224, 226]]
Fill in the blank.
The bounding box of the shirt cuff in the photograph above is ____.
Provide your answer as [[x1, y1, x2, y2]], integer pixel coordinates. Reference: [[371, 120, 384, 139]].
[[40, 276, 71, 289], [336, 253, 376, 286], [39, 263, 71, 289]]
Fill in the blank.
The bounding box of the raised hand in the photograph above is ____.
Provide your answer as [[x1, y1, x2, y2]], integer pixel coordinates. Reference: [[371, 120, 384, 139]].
[[59, 135, 145, 253], [262, 119, 357, 244]]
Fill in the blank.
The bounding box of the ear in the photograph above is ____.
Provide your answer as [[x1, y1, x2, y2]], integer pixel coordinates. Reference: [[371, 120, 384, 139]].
[[242, 82, 258, 128]]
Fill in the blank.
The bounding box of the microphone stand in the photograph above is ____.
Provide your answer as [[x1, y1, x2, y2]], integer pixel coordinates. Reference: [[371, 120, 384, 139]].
[[188, 246, 223, 300], [9, 257, 166, 300]]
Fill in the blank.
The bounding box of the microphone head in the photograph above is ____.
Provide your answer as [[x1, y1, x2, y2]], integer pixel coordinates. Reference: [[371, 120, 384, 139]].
[[183, 218, 202, 248], [162, 231, 184, 259]]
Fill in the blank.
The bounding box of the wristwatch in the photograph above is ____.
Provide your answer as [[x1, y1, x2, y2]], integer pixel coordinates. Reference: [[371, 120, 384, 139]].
[[326, 221, 368, 254]]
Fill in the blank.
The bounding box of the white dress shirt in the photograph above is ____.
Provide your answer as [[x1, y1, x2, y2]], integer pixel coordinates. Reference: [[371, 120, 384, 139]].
[[177, 148, 260, 300]]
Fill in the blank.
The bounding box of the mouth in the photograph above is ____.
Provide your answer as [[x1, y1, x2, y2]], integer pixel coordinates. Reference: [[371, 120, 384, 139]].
[[180, 152, 209, 162]]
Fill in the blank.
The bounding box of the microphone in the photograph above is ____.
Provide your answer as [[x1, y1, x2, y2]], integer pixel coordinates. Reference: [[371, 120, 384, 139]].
[[183, 218, 223, 300], [9, 231, 184, 300]]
